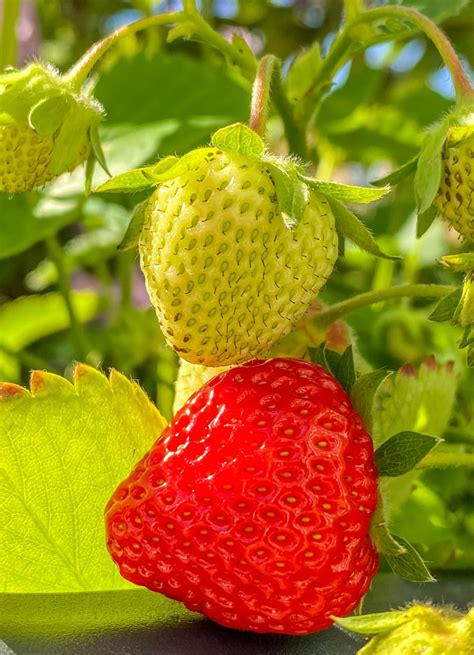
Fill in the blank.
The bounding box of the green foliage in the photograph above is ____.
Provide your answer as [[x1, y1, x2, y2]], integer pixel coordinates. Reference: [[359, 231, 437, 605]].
[[384, 534, 435, 582], [0, 0, 473, 636], [211, 122, 264, 155], [0, 365, 166, 592], [375, 431, 440, 477]]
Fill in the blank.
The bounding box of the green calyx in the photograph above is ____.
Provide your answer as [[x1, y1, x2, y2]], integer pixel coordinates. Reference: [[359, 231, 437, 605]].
[[0, 62, 104, 178], [96, 122, 393, 257], [335, 605, 474, 655]]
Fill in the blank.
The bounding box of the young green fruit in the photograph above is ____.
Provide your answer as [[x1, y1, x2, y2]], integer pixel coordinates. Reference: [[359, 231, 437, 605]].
[[0, 63, 103, 193], [434, 126, 474, 241], [336, 605, 474, 655], [139, 149, 338, 367]]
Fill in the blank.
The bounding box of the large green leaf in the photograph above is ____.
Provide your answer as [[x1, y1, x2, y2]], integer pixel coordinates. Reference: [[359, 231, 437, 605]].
[[372, 358, 457, 447], [0, 365, 166, 592], [94, 51, 249, 140], [0, 292, 100, 381], [0, 194, 77, 260]]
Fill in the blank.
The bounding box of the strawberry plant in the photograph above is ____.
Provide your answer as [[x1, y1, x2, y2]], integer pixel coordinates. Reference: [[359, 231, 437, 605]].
[[1, 0, 473, 653]]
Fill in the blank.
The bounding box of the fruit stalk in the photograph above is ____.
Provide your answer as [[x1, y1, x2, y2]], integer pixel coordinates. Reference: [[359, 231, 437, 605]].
[[417, 452, 474, 470], [344, 0, 365, 23], [46, 234, 89, 361], [312, 284, 456, 329], [249, 55, 277, 137], [0, 0, 20, 69], [64, 12, 185, 89], [355, 6, 474, 102]]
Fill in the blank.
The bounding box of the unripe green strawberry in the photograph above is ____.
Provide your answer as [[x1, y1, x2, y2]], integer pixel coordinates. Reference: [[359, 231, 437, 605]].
[[434, 127, 474, 241], [0, 123, 90, 193], [336, 605, 473, 655], [139, 149, 338, 367], [0, 63, 103, 193]]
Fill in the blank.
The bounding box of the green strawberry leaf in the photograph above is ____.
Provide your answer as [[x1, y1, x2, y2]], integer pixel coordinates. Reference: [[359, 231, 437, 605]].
[[90, 123, 111, 176], [459, 324, 474, 349], [118, 200, 149, 252], [350, 369, 393, 433], [369, 492, 406, 558], [333, 610, 408, 636], [416, 205, 437, 238], [428, 287, 463, 323], [230, 34, 257, 75], [371, 156, 418, 187], [385, 534, 435, 582], [264, 160, 309, 228], [335, 346, 357, 393], [286, 43, 322, 104], [0, 291, 100, 381], [440, 253, 474, 272], [372, 358, 457, 448], [0, 365, 166, 592], [308, 343, 330, 370], [94, 156, 180, 193], [375, 431, 440, 477], [166, 20, 197, 43], [28, 94, 70, 137], [456, 273, 474, 327], [211, 122, 264, 157], [326, 196, 400, 260], [299, 175, 390, 204], [84, 152, 96, 196], [308, 344, 355, 394], [468, 343, 474, 367], [415, 118, 450, 214], [50, 105, 92, 175]]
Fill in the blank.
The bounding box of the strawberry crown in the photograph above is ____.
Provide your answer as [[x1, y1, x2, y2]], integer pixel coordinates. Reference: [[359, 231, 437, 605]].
[[0, 62, 106, 178], [94, 121, 396, 261]]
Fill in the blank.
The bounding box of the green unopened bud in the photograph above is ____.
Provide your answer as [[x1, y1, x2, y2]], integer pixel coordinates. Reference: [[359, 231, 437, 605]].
[[0, 62, 104, 193], [336, 605, 474, 655]]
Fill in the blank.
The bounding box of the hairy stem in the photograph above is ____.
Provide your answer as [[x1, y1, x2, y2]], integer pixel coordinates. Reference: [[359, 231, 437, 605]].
[[249, 55, 277, 137], [353, 6, 474, 102], [46, 235, 89, 361], [417, 452, 474, 470], [65, 12, 185, 89], [313, 284, 455, 329], [0, 0, 21, 69]]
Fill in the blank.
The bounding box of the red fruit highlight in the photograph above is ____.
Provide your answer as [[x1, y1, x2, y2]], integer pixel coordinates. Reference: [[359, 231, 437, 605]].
[[106, 358, 378, 635]]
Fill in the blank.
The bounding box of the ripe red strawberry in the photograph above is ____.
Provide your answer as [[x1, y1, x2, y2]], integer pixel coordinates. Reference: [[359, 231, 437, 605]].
[[106, 358, 378, 635]]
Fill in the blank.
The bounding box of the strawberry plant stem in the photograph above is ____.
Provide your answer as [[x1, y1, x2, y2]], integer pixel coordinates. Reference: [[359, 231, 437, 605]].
[[353, 6, 474, 102], [65, 12, 185, 89], [343, 0, 365, 23], [417, 452, 474, 470], [313, 284, 455, 329], [46, 235, 89, 361], [249, 55, 277, 137], [0, 0, 20, 69]]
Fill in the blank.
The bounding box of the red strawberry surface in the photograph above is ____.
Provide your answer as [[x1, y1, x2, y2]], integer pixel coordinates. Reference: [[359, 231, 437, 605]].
[[105, 358, 379, 635]]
